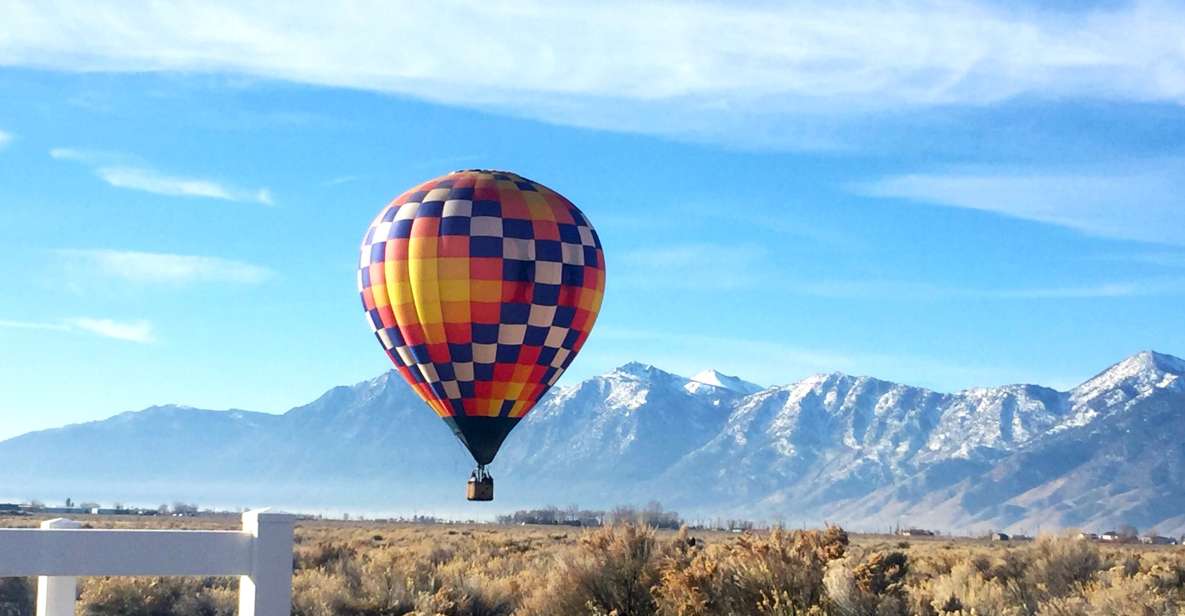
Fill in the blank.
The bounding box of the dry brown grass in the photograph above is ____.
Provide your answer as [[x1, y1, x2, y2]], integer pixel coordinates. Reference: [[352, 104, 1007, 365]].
[[1, 515, 1184, 615]]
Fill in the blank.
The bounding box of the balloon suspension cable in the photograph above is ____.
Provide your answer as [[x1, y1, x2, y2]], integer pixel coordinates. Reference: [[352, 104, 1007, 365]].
[[473, 464, 491, 482]]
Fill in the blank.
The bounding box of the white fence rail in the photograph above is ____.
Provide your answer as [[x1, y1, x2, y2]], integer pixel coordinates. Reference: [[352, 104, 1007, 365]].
[[0, 509, 295, 616]]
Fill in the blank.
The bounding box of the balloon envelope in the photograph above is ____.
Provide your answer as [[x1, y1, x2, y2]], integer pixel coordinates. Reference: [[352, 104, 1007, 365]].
[[358, 170, 606, 464]]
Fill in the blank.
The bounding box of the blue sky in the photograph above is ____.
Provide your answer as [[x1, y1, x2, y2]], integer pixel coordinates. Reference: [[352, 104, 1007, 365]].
[[1, 1, 1184, 440]]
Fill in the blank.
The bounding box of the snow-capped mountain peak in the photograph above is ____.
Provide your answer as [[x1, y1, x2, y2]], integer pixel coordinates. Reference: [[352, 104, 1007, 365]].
[[1070, 350, 1185, 411], [687, 368, 763, 395]]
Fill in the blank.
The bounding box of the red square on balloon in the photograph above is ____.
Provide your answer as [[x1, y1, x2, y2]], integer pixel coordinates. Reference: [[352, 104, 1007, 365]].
[[470, 258, 502, 280]]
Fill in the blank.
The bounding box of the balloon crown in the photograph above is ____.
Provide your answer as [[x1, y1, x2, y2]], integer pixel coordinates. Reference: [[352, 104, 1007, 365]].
[[453, 168, 525, 177]]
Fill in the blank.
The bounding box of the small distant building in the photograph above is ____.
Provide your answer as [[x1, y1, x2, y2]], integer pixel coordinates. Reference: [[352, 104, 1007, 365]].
[[0, 503, 21, 513], [90, 507, 135, 516], [1077, 532, 1099, 541], [1010, 534, 1033, 542], [1100, 531, 1121, 542], [1141, 535, 1178, 545], [990, 532, 1010, 541], [898, 528, 935, 537], [39, 507, 90, 515]]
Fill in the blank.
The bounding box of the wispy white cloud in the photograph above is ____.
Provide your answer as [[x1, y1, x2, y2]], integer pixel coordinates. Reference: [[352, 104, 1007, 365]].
[[858, 161, 1185, 245], [0, 129, 11, 149], [616, 243, 766, 290], [50, 147, 273, 204], [0, 317, 154, 343], [1087, 251, 1185, 269], [787, 278, 1185, 300], [322, 175, 362, 187], [58, 249, 273, 285], [65, 318, 155, 343], [0, 319, 69, 332], [4, 2, 1185, 147]]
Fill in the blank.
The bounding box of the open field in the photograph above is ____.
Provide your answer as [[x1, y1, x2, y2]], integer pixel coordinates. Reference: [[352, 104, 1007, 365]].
[[2, 515, 1185, 615]]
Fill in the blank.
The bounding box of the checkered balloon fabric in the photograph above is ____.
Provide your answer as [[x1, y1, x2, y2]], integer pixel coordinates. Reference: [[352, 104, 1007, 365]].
[[358, 170, 605, 464]]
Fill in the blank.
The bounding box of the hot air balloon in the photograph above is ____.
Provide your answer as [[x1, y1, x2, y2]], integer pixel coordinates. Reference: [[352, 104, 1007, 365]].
[[357, 170, 606, 501]]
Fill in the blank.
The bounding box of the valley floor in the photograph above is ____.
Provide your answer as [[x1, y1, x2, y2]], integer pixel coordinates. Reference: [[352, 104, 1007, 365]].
[[1, 515, 1184, 615]]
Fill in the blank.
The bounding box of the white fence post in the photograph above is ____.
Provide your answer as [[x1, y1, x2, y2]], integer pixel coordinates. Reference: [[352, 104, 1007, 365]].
[[238, 509, 296, 616], [35, 518, 82, 616], [0, 508, 295, 615]]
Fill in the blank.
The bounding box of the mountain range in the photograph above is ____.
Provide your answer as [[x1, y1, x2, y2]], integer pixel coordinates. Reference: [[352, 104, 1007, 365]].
[[1, 351, 1182, 535]]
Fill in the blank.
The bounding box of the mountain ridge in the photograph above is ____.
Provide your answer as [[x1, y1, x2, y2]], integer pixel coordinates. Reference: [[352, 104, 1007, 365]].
[[1, 350, 1181, 534]]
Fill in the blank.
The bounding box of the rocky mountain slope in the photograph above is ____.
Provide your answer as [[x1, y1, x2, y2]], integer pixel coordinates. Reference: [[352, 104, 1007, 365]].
[[1, 351, 1181, 534]]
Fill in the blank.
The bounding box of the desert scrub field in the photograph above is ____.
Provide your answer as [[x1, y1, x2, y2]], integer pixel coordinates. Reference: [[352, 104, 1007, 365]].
[[1, 515, 1184, 615]]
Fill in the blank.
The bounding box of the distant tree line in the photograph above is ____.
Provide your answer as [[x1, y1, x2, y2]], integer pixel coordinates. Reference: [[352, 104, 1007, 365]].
[[497, 501, 683, 529]]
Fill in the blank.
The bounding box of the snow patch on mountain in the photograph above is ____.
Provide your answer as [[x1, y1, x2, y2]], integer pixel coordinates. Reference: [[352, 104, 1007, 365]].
[[686, 369, 764, 395]]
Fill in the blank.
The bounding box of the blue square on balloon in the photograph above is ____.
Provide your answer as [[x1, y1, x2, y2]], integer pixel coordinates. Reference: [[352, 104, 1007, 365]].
[[500, 302, 530, 324], [408, 364, 426, 383], [474, 363, 494, 381], [392, 219, 413, 239], [470, 236, 503, 257], [440, 216, 470, 236], [435, 363, 456, 381], [410, 344, 431, 363], [562, 329, 580, 349], [591, 229, 602, 249], [561, 263, 584, 285], [472, 200, 501, 217], [570, 210, 587, 225], [459, 381, 476, 397], [429, 381, 447, 398], [524, 325, 549, 345], [384, 326, 405, 346], [533, 284, 560, 305], [382, 207, 398, 222], [583, 246, 599, 267], [537, 347, 558, 366], [449, 187, 474, 200], [535, 240, 562, 262], [496, 344, 520, 362], [514, 181, 536, 192], [448, 399, 465, 414], [417, 201, 443, 217], [502, 259, 534, 282], [407, 191, 428, 203], [503, 218, 534, 239], [558, 224, 580, 243], [499, 400, 516, 416], [542, 366, 557, 383], [449, 343, 473, 362], [554, 306, 576, 328], [360, 267, 371, 286], [370, 242, 386, 264], [472, 323, 500, 344]]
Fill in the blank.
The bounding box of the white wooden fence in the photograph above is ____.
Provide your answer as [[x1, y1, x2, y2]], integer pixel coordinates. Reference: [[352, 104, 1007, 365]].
[[0, 508, 295, 616]]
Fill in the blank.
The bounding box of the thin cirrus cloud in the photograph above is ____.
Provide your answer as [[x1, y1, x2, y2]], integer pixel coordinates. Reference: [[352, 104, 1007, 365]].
[[58, 249, 273, 285], [857, 162, 1185, 246], [3, 2, 1185, 147], [0, 129, 11, 148], [50, 148, 273, 205], [787, 278, 1185, 300], [0, 317, 154, 343], [616, 243, 767, 290]]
